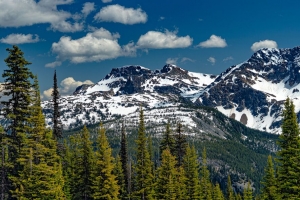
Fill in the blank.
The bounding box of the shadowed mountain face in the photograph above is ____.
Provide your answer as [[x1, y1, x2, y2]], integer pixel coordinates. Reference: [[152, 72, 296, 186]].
[[196, 46, 300, 134]]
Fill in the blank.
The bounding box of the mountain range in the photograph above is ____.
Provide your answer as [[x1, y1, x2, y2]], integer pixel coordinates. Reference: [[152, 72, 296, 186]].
[[43, 46, 300, 134]]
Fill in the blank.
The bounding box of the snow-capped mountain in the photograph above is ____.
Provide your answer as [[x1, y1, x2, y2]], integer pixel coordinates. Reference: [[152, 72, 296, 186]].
[[196, 46, 300, 134], [42, 64, 216, 130], [42, 46, 300, 134]]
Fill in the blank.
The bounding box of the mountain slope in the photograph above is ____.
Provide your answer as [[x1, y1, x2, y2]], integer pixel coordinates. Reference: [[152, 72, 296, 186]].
[[63, 105, 278, 193], [196, 46, 300, 134]]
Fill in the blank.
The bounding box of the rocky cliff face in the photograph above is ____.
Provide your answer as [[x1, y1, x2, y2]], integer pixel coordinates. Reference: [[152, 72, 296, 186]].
[[197, 47, 300, 133]]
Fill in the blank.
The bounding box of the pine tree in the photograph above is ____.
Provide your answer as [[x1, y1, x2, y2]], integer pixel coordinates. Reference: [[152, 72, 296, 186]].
[[212, 183, 224, 200], [0, 126, 9, 200], [72, 126, 94, 200], [236, 193, 242, 200], [243, 182, 253, 200], [52, 70, 62, 140], [62, 140, 72, 200], [93, 123, 119, 200], [155, 148, 177, 200], [261, 155, 277, 200], [133, 107, 154, 200], [68, 135, 81, 199], [1, 46, 34, 197], [227, 175, 235, 200], [11, 77, 65, 199], [119, 121, 129, 196], [175, 166, 187, 200], [276, 98, 300, 199], [147, 134, 155, 175], [174, 122, 187, 167], [115, 155, 126, 200], [200, 148, 212, 200], [183, 145, 201, 199], [159, 121, 175, 158]]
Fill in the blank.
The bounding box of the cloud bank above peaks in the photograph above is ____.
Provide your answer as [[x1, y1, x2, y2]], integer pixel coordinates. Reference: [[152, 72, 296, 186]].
[[46, 28, 194, 67], [94, 4, 147, 25], [137, 30, 193, 49], [0, 0, 83, 32], [46, 28, 136, 67], [251, 40, 278, 52]]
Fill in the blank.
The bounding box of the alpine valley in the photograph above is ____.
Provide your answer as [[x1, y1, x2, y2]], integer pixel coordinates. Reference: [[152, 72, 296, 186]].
[[41, 46, 300, 192]]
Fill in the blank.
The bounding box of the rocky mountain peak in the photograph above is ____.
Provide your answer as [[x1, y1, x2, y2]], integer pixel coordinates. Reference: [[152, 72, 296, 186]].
[[106, 65, 151, 80], [197, 46, 300, 133]]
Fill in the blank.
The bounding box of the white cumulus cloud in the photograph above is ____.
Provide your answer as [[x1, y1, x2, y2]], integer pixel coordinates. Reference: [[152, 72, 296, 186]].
[[166, 57, 178, 65], [46, 28, 136, 66], [102, 0, 112, 3], [251, 40, 278, 52], [0, 0, 83, 32], [181, 57, 195, 63], [0, 33, 40, 44], [45, 61, 62, 68], [137, 30, 193, 49], [198, 35, 227, 48], [207, 57, 216, 65], [223, 56, 233, 62], [43, 77, 94, 100], [94, 4, 147, 25], [81, 2, 95, 17]]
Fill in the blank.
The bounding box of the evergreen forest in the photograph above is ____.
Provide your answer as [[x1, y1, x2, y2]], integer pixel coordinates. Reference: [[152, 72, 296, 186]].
[[1, 46, 300, 200]]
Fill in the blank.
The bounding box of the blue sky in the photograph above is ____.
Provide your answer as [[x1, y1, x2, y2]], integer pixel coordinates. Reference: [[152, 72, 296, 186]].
[[0, 0, 300, 99]]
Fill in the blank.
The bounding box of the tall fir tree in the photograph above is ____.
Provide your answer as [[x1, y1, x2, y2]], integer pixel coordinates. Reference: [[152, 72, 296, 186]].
[[155, 148, 177, 200], [261, 155, 277, 200], [243, 182, 253, 200], [159, 121, 176, 158], [93, 123, 119, 200], [61, 140, 72, 200], [236, 193, 242, 200], [212, 183, 224, 200], [175, 166, 187, 200], [227, 175, 235, 200], [72, 126, 94, 200], [52, 70, 62, 140], [174, 122, 187, 167], [133, 107, 154, 200], [183, 145, 201, 199], [200, 148, 212, 200], [119, 121, 129, 196], [118, 121, 129, 199], [276, 98, 300, 199], [10, 77, 65, 199], [147, 134, 155, 175], [1, 46, 34, 197], [115, 155, 126, 200], [68, 135, 81, 199], [0, 126, 9, 200]]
